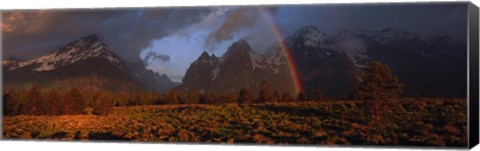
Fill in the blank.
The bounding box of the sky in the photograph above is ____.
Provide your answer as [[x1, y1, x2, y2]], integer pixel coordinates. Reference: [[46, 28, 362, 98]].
[[1, 3, 467, 82]]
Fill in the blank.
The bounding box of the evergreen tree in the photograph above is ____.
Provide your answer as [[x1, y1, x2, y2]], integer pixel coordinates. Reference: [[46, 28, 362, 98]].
[[25, 86, 41, 115], [199, 94, 207, 104], [238, 88, 252, 104], [314, 89, 324, 102], [272, 91, 280, 103], [354, 61, 403, 101], [94, 91, 113, 115], [256, 81, 272, 103], [65, 88, 84, 114], [354, 61, 403, 125], [203, 93, 215, 104], [3, 90, 11, 115], [3, 89, 19, 115], [281, 92, 294, 102], [296, 91, 307, 102], [146, 92, 158, 105], [184, 90, 200, 104], [165, 90, 181, 104], [43, 89, 59, 115], [82, 90, 95, 110]]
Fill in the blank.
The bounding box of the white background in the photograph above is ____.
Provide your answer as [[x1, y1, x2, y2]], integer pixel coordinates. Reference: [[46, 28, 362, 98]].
[[0, 0, 479, 151]]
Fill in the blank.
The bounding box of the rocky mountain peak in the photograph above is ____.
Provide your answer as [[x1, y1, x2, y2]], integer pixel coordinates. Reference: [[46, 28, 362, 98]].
[[199, 51, 211, 59], [223, 39, 253, 59], [193, 51, 219, 67], [4, 34, 178, 93], [288, 25, 331, 48]]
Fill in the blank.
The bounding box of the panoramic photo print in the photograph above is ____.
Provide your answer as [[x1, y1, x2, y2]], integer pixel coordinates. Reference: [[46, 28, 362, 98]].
[[1, 3, 470, 147]]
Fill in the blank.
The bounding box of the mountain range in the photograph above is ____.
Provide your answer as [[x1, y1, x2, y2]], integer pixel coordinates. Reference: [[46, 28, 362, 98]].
[[177, 26, 466, 98], [3, 26, 467, 98], [3, 34, 178, 93], [174, 39, 296, 96]]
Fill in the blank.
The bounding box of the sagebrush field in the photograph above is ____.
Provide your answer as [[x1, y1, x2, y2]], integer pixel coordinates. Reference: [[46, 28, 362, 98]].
[[2, 98, 467, 147]]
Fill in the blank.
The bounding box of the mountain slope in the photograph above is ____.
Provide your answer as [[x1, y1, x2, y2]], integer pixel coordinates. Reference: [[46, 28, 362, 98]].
[[3, 34, 177, 93], [286, 26, 358, 97], [337, 28, 467, 97], [175, 40, 296, 95], [177, 26, 466, 99]]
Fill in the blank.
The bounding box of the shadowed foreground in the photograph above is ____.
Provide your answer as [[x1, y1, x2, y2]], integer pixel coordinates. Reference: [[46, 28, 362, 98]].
[[2, 99, 467, 147]]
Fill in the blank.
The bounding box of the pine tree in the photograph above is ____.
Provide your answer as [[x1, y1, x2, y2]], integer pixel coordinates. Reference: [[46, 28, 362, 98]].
[[94, 91, 113, 115], [57, 92, 68, 115], [272, 91, 280, 103], [66, 88, 84, 114], [281, 92, 294, 102], [147, 91, 158, 105], [82, 90, 95, 110], [43, 89, 59, 115], [314, 90, 324, 102], [184, 90, 200, 104], [3, 89, 19, 115], [256, 81, 272, 103], [117, 91, 130, 106], [354, 61, 403, 101], [3, 90, 10, 115], [296, 91, 307, 102], [166, 90, 181, 104], [354, 61, 403, 125], [238, 88, 252, 104], [25, 86, 41, 115], [203, 93, 215, 104], [198, 94, 207, 104]]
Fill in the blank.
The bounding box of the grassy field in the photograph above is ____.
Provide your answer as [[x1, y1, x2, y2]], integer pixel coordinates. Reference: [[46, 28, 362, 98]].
[[2, 98, 467, 147]]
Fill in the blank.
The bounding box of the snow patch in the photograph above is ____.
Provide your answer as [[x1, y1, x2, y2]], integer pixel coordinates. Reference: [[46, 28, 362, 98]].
[[211, 64, 220, 81], [250, 52, 266, 70], [339, 39, 370, 69], [303, 30, 329, 47], [10, 39, 122, 72]]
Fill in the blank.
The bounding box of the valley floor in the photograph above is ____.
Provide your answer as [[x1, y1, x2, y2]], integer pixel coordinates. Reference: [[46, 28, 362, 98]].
[[2, 99, 467, 147]]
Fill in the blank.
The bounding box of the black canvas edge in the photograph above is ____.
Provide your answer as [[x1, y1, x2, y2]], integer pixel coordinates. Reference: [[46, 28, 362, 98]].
[[468, 1, 479, 149], [0, 11, 3, 140]]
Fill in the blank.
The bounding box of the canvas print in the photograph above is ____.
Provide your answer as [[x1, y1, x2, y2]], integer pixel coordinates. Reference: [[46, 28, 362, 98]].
[[1, 2, 475, 148]]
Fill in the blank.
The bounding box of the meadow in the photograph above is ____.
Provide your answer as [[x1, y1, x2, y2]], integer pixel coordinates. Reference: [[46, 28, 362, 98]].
[[2, 98, 467, 147]]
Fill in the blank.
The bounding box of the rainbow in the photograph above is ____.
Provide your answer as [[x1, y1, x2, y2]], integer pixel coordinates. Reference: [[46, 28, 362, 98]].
[[259, 7, 303, 95]]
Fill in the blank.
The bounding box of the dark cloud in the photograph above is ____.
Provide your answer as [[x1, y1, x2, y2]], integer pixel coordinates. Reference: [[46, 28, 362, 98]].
[[205, 7, 260, 50], [265, 6, 280, 15], [142, 51, 170, 66], [204, 6, 280, 53], [1, 7, 210, 61], [273, 3, 467, 41]]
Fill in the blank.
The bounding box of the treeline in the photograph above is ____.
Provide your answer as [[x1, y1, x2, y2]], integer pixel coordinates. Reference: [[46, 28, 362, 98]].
[[2, 81, 326, 116], [3, 86, 115, 116], [3, 61, 404, 120]]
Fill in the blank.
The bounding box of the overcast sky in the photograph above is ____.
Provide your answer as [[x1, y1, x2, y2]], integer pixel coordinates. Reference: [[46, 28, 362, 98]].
[[1, 3, 467, 82]]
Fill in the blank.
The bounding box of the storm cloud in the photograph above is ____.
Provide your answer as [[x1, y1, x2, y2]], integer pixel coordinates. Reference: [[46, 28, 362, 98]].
[[205, 7, 260, 50], [142, 51, 170, 65], [204, 6, 280, 53], [273, 3, 467, 41], [1, 7, 210, 61]]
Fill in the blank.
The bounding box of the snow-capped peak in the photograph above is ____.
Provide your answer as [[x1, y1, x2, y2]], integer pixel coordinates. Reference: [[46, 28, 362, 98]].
[[287, 25, 331, 48], [195, 51, 218, 66], [9, 34, 122, 72], [222, 39, 253, 60]]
